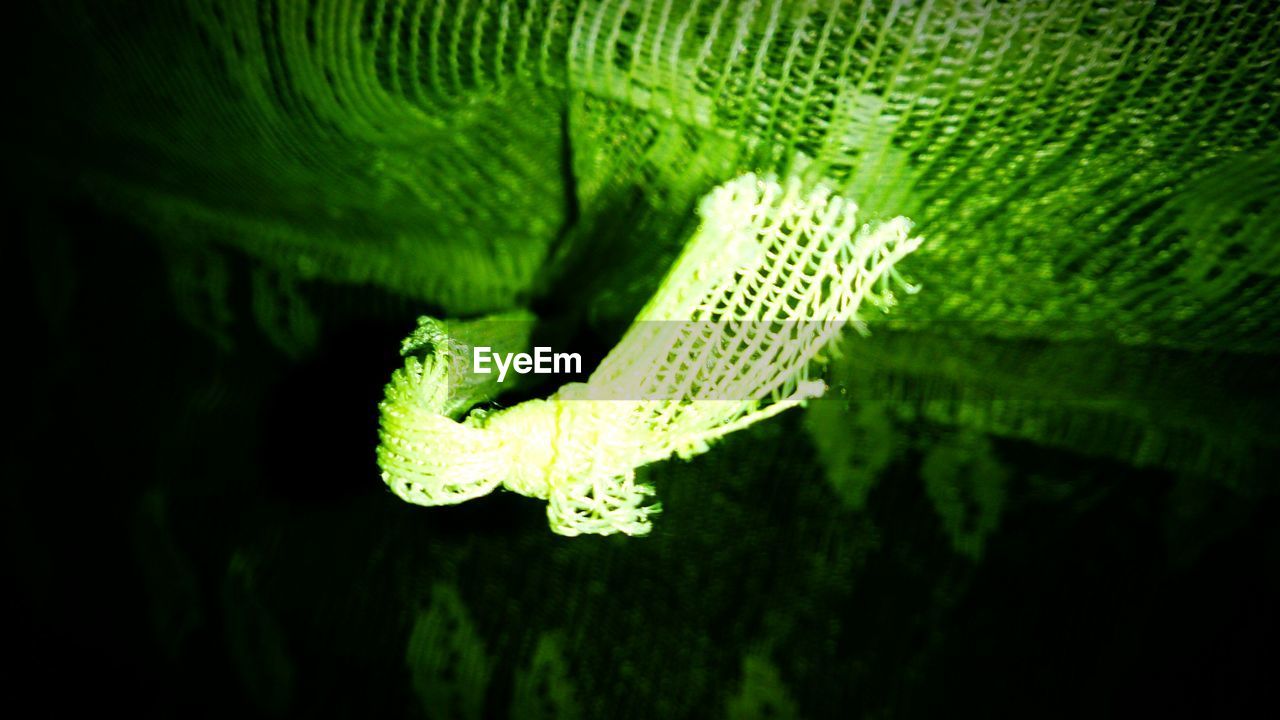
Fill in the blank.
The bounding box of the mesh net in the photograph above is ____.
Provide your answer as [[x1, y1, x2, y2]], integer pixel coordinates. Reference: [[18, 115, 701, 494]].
[[34, 1, 1280, 475], [378, 173, 923, 536], [20, 5, 1280, 711], [43, 0, 1280, 350]]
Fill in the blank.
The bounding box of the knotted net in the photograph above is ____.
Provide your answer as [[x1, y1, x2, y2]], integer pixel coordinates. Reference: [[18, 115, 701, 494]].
[[31, 0, 1280, 482], [378, 173, 922, 535]]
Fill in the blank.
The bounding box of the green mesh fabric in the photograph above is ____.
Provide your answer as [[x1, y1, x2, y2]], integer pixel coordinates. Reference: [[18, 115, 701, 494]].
[[18, 3, 1280, 714], [50, 0, 1280, 347], [36, 0, 1280, 479], [376, 174, 922, 536]]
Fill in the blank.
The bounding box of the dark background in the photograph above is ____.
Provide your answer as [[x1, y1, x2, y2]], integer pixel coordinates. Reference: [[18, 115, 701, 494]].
[[11, 196, 1279, 717]]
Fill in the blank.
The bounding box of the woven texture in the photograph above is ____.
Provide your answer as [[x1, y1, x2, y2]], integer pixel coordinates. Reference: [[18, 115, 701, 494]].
[[49, 0, 1280, 349], [378, 174, 922, 536], [29, 2, 1279, 502], [19, 5, 1280, 708]]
